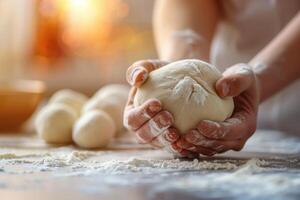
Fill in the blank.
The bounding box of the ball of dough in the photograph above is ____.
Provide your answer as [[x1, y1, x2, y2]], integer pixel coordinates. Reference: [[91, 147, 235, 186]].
[[73, 110, 116, 148], [35, 104, 77, 144], [134, 59, 234, 133], [49, 89, 88, 117], [94, 84, 130, 100], [83, 84, 130, 134]]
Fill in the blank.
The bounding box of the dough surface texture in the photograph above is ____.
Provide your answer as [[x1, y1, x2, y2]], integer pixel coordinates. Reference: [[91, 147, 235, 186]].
[[134, 59, 234, 133]]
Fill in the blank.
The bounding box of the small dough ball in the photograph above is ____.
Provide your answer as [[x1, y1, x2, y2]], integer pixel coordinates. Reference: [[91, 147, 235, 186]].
[[134, 59, 234, 133], [35, 104, 77, 144], [73, 110, 116, 148], [94, 84, 129, 100], [83, 84, 130, 134], [49, 89, 88, 117]]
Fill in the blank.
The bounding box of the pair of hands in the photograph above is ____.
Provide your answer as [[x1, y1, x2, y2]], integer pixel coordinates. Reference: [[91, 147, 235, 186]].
[[123, 60, 259, 158]]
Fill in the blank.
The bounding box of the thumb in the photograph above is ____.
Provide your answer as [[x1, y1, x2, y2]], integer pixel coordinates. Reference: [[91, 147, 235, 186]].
[[126, 60, 169, 87], [216, 64, 254, 98]]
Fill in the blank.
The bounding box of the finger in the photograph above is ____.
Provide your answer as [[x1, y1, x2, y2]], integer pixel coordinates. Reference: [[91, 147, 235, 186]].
[[135, 110, 174, 143], [179, 149, 199, 158], [184, 130, 216, 147], [183, 130, 244, 152], [178, 135, 217, 156], [150, 127, 180, 148], [164, 143, 182, 157], [124, 98, 162, 131], [125, 87, 137, 107], [207, 140, 245, 152], [196, 112, 254, 140], [126, 60, 168, 87], [166, 143, 198, 158], [216, 64, 254, 97]]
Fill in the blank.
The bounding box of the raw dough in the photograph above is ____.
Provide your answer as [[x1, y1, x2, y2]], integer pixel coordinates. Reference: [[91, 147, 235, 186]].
[[134, 59, 234, 133], [35, 104, 77, 144], [73, 110, 116, 148], [83, 84, 130, 135], [49, 89, 88, 117]]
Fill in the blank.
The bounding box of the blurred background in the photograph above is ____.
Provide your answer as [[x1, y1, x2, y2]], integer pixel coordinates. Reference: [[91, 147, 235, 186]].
[[0, 0, 156, 95]]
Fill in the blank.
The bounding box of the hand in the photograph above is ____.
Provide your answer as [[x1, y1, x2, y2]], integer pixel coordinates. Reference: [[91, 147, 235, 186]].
[[123, 60, 198, 157], [176, 63, 259, 156]]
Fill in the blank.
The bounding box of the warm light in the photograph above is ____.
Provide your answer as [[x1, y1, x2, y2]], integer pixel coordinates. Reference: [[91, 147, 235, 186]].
[[35, 0, 130, 58], [70, 0, 89, 9]]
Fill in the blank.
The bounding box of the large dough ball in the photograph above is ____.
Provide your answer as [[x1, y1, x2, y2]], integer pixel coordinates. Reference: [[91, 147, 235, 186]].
[[73, 110, 116, 148], [83, 84, 130, 134], [35, 104, 77, 144], [134, 59, 234, 133], [49, 89, 88, 117]]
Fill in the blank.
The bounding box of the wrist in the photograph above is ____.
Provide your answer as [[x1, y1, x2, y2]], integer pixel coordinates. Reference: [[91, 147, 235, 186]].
[[159, 29, 210, 62], [249, 62, 266, 103]]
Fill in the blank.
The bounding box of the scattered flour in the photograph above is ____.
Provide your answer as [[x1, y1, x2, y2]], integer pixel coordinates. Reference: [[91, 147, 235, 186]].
[[92, 158, 238, 174], [0, 150, 238, 175], [153, 159, 300, 199]]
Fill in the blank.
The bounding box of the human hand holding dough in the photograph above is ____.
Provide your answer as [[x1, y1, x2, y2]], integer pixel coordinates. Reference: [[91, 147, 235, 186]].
[[134, 59, 234, 134]]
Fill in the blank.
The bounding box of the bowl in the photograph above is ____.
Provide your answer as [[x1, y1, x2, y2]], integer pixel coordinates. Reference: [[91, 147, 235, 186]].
[[0, 80, 46, 131]]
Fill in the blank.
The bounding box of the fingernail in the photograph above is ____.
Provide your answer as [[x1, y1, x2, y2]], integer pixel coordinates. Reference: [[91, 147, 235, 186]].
[[187, 146, 197, 151], [130, 67, 147, 85], [216, 145, 225, 151], [159, 112, 174, 126], [164, 130, 179, 142], [222, 82, 230, 96], [208, 152, 216, 157], [148, 102, 161, 113], [170, 143, 182, 152], [198, 121, 217, 136]]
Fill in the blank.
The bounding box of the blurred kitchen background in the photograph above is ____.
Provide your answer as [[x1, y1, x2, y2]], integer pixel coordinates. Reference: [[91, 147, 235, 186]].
[[0, 0, 156, 95]]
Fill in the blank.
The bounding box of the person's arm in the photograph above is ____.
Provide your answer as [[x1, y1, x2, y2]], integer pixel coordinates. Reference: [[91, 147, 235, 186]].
[[176, 12, 300, 156], [250, 12, 300, 102], [153, 0, 220, 62]]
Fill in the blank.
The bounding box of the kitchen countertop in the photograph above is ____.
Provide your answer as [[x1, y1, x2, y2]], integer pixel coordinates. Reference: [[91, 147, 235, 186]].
[[0, 129, 299, 200]]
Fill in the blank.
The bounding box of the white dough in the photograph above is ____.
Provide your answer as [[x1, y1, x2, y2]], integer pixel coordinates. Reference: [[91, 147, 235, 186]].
[[49, 89, 88, 117], [134, 59, 234, 133], [35, 104, 77, 144], [83, 84, 130, 135], [73, 110, 116, 148]]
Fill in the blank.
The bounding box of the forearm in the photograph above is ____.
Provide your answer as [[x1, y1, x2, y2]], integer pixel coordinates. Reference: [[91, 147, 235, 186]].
[[153, 0, 219, 62], [250, 12, 300, 102]]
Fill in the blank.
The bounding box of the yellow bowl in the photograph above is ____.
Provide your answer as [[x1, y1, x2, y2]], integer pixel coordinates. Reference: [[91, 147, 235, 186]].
[[0, 80, 46, 131]]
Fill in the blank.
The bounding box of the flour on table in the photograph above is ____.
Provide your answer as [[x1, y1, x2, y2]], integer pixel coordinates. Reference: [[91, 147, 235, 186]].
[[0, 149, 237, 175]]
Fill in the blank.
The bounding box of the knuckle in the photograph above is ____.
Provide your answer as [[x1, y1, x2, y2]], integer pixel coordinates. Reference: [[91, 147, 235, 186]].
[[164, 129, 179, 142], [159, 110, 174, 124], [123, 110, 141, 131]]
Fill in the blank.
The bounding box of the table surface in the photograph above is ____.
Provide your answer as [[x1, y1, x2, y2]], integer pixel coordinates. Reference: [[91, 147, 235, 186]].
[[0, 129, 299, 200]]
